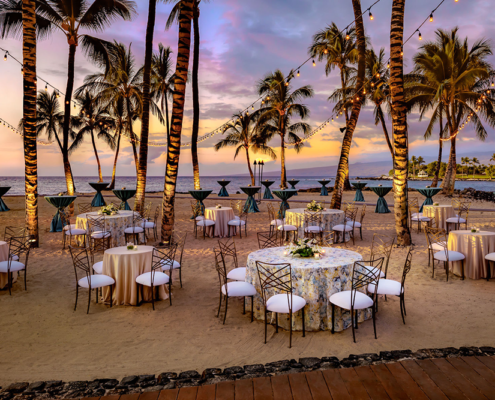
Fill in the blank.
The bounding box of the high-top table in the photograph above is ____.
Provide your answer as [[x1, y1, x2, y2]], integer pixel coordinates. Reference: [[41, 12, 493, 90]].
[[261, 180, 275, 200], [76, 210, 136, 246], [0, 240, 16, 289], [112, 189, 136, 211], [351, 182, 367, 202], [288, 179, 299, 195], [245, 246, 366, 332], [0, 187, 11, 212], [318, 180, 331, 196], [45, 195, 77, 232], [189, 189, 213, 218], [285, 208, 345, 238], [423, 204, 455, 230], [272, 189, 297, 219], [369, 186, 392, 213], [89, 182, 109, 207], [217, 180, 230, 197], [416, 187, 443, 212], [240, 186, 261, 213]]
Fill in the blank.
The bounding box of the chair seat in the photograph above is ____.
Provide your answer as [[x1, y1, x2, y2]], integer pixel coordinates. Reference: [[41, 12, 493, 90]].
[[412, 216, 431, 222], [347, 221, 362, 228], [234, 216, 240, 220], [11, 254, 19, 262], [368, 279, 403, 296], [136, 271, 170, 287], [142, 221, 155, 229], [160, 260, 180, 271], [329, 290, 374, 310], [266, 293, 306, 314], [93, 261, 103, 274], [485, 252, 495, 262], [221, 281, 256, 297], [305, 226, 323, 233], [411, 212, 423, 218], [271, 219, 284, 226], [63, 224, 76, 231], [362, 266, 385, 278], [333, 224, 353, 232], [78, 274, 115, 289], [91, 230, 111, 239], [227, 267, 246, 281], [125, 227, 144, 234], [197, 220, 215, 227], [277, 225, 297, 231], [228, 219, 246, 226], [429, 241, 446, 251], [434, 250, 465, 262], [0, 260, 26, 273], [446, 217, 466, 224], [65, 228, 87, 236], [195, 216, 205, 221]]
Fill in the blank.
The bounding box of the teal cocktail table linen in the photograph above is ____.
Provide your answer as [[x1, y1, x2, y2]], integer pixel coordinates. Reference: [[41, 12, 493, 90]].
[[217, 181, 230, 197], [351, 182, 367, 202], [89, 182, 109, 207], [288, 179, 299, 195], [189, 189, 212, 218], [240, 186, 261, 213], [0, 187, 11, 212], [369, 186, 393, 213], [318, 180, 330, 196], [261, 180, 275, 200], [112, 189, 136, 211], [416, 187, 443, 212], [45, 195, 77, 232], [272, 189, 297, 219]]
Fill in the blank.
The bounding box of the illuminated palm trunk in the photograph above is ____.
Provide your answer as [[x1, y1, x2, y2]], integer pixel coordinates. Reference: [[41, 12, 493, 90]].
[[441, 106, 457, 195], [161, 0, 194, 243], [279, 115, 287, 189], [109, 127, 122, 190], [330, 0, 366, 209], [245, 147, 255, 185], [22, 0, 39, 246], [431, 116, 443, 188], [90, 128, 103, 182], [191, 1, 201, 190], [135, 0, 157, 213], [63, 44, 76, 202], [390, 0, 411, 246]]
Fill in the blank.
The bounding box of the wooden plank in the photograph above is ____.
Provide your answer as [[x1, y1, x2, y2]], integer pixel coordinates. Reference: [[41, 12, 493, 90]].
[[253, 377, 274, 400], [271, 374, 293, 400], [477, 356, 495, 373], [119, 395, 141, 400], [216, 381, 235, 400], [100, 396, 121, 400], [385, 362, 429, 400], [370, 364, 409, 400], [139, 392, 160, 400], [81, 397, 101, 400], [196, 384, 216, 400], [338, 368, 370, 400], [176, 386, 198, 400], [353, 366, 390, 400], [400, 360, 448, 400], [415, 359, 466, 400], [235, 379, 254, 400], [288, 373, 312, 400], [321, 369, 351, 400], [304, 371, 332, 400], [447, 358, 495, 400], [463, 357, 495, 388], [157, 389, 179, 400]]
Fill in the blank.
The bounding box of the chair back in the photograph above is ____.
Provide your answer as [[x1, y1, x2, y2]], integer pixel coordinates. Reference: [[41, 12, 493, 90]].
[[425, 227, 447, 261], [343, 201, 356, 211], [143, 201, 153, 220], [352, 257, 384, 307], [191, 202, 202, 219], [8, 235, 32, 266], [255, 261, 295, 312], [230, 200, 242, 213], [153, 206, 160, 224], [218, 238, 238, 269], [257, 231, 281, 249], [60, 210, 73, 234], [213, 248, 228, 293], [457, 201, 471, 221], [69, 245, 92, 287], [267, 203, 276, 222], [401, 247, 413, 291], [4, 226, 26, 242], [132, 212, 146, 229], [344, 208, 358, 227], [172, 232, 187, 265], [408, 198, 419, 208], [87, 214, 107, 233], [370, 233, 395, 276], [359, 204, 367, 224], [317, 231, 335, 247], [153, 243, 178, 273], [304, 210, 322, 228], [77, 203, 93, 215]]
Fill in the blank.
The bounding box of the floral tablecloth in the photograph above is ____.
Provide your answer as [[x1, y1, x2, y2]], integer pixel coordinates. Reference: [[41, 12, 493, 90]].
[[285, 208, 345, 238], [246, 246, 368, 332], [76, 210, 136, 246]]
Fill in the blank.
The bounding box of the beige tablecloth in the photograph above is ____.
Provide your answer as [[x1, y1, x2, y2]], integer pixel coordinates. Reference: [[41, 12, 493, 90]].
[[448, 230, 495, 279], [76, 210, 137, 246], [205, 207, 235, 237], [423, 205, 455, 230], [102, 246, 168, 305], [285, 208, 346, 239], [0, 241, 16, 290]]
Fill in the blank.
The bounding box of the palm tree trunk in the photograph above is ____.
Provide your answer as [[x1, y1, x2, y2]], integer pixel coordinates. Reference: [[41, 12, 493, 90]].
[[191, 1, 201, 190], [378, 104, 394, 159], [109, 127, 122, 190], [165, 94, 171, 145], [63, 44, 76, 199], [135, 0, 157, 213], [431, 113, 443, 187], [90, 129, 103, 182], [22, 0, 39, 247], [126, 98, 139, 174], [390, 0, 411, 246], [441, 107, 457, 195], [246, 146, 255, 185], [279, 116, 287, 189], [330, 0, 366, 209], [161, 0, 194, 243], [340, 69, 352, 191]]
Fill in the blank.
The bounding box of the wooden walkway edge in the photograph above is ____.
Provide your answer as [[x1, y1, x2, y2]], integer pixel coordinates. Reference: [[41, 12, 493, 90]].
[[80, 356, 495, 400]]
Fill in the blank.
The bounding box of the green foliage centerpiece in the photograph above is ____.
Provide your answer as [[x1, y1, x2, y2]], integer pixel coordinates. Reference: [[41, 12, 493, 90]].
[[98, 203, 119, 216], [286, 238, 323, 259], [306, 200, 323, 212]]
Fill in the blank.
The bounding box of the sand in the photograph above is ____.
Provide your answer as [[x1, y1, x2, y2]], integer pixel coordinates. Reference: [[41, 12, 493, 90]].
[[1, 190, 495, 386]]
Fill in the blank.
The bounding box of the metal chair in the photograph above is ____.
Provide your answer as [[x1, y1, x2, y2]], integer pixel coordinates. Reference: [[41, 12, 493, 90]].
[[218, 238, 245, 282], [228, 206, 248, 238], [347, 204, 366, 240], [159, 234, 186, 288], [409, 203, 431, 233], [0, 235, 33, 295], [303, 210, 323, 239], [333, 208, 358, 246], [60, 210, 87, 249], [257, 231, 281, 249], [369, 233, 396, 278], [426, 227, 465, 281], [124, 213, 146, 245], [446, 200, 470, 233], [77, 203, 93, 215], [87, 214, 112, 253]]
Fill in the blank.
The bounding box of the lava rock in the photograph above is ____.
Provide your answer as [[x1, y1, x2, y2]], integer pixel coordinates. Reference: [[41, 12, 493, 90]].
[[120, 375, 138, 385], [202, 368, 223, 380], [102, 379, 119, 389], [27, 382, 45, 392], [223, 366, 244, 376], [4, 383, 28, 394], [244, 364, 265, 374], [138, 375, 155, 383], [44, 381, 63, 390], [299, 358, 321, 369], [265, 360, 291, 372], [157, 372, 177, 384], [178, 371, 201, 380], [480, 346, 495, 355]]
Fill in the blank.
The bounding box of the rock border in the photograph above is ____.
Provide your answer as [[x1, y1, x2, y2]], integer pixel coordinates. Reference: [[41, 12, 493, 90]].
[[1, 346, 494, 399]]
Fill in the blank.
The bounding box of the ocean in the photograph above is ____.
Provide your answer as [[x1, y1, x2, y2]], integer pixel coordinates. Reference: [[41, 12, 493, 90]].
[[1, 176, 495, 196]]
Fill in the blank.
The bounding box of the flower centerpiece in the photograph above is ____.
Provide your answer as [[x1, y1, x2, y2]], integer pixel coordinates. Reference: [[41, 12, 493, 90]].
[[471, 227, 480, 233], [286, 238, 323, 259], [127, 242, 138, 250], [306, 200, 323, 212], [99, 203, 119, 216], [216, 204, 222, 209], [433, 202, 440, 206]]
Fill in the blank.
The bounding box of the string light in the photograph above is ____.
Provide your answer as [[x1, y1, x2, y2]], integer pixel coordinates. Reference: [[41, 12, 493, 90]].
[[429, 13, 434, 22], [312, 59, 316, 67], [418, 31, 422, 40], [3, 52, 7, 61], [297, 70, 300, 77], [369, 11, 374, 20]]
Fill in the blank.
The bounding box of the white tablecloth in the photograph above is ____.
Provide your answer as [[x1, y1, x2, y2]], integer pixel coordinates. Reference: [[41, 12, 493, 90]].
[[285, 208, 346, 240], [0, 241, 16, 289], [423, 205, 455, 230], [245, 246, 368, 332], [102, 246, 168, 305], [76, 210, 136, 246], [205, 207, 235, 237]]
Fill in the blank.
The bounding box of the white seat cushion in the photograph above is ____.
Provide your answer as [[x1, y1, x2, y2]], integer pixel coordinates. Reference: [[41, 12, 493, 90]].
[[266, 293, 306, 313], [92, 261, 103, 274], [362, 266, 385, 278], [429, 241, 446, 251], [368, 279, 403, 296], [63, 224, 76, 231], [271, 219, 284, 226], [91, 231, 111, 239], [0, 260, 26, 273], [197, 219, 215, 227], [228, 219, 246, 226], [78, 274, 115, 289], [277, 225, 297, 231], [125, 227, 144, 234], [142, 221, 155, 228], [333, 224, 353, 232], [136, 271, 170, 287], [433, 250, 465, 262], [412, 216, 431, 222], [160, 260, 180, 271], [65, 228, 87, 236], [305, 226, 323, 233], [227, 267, 246, 281], [329, 290, 374, 310], [234, 216, 240, 220], [221, 281, 256, 297], [446, 217, 466, 224], [11, 254, 19, 262], [485, 253, 495, 262], [347, 221, 362, 228], [411, 213, 423, 218], [195, 216, 205, 221]]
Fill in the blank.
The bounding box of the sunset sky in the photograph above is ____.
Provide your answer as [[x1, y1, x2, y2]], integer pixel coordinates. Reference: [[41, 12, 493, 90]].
[[1, 0, 494, 177]]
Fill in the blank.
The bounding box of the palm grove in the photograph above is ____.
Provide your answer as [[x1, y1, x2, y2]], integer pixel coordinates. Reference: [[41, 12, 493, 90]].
[[2, 0, 495, 247]]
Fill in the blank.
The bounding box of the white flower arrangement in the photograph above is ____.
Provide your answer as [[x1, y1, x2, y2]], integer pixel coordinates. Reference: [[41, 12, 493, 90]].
[[284, 238, 324, 258], [98, 203, 119, 216], [470, 227, 480, 233], [306, 200, 323, 212], [127, 242, 138, 250], [216, 204, 222, 209], [433, 202, 440, 206]]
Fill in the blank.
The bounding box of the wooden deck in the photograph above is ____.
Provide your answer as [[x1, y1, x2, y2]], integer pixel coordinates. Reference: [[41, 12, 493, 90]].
[[81, 356, 495, 400]]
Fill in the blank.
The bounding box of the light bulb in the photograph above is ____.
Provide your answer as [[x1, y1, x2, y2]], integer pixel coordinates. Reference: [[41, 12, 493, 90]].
[[376, 73, 380, 78], [45, 84, 48, 91], [418, 31, 422, 40], [297, 70, 300, 77], [312, 60, 316, 67], [3, 52, 7, 61], [369, 12, 373, 20], [323, 48, 328, 54], [429, 14, 433, 22], [346, 34, 350, 40]]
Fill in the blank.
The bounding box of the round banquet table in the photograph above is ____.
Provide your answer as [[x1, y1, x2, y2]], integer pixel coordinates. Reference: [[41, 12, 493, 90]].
[[448, 230, 495, 280], [246, 247, 368, 332], [205, 207, 235, 237], [285, 208, 345, 238], [272, 189, 298, 219], [318, 180, 330, 196], [112, 189, 136, 211], [217, 181, 230, 197], [45, 195, 77, 232], [288, 180, 299, 195], [102, 246, 168, 306], [0, 186, 11, 211], [423, 205, 455, 230], [261, 180, 275, 200], [240, 186, 261, 213], [369, 186, 392, 213], [351, 182, 367, 202], [89, 182, 109, 207], [416, 188, 443, 212], [0, 241, 16, 290], [76, 210, 137, 247]]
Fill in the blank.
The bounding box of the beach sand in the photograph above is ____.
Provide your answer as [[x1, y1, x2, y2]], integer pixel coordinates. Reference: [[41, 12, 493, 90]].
[[0, 190, 494, 386]]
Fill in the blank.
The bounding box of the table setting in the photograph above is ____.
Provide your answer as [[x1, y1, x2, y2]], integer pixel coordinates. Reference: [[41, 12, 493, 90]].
[[369, 185, 392, 213], [240, 186, 261, 213], [112, 188, 136, 211], [217, 180, 230, 197], [351, 181, 367, 202], [0, 186, 11, 212], [205, 206, 235, 237], [45, 195, 77, 232], [89, 182, 109, 207], [415, 187, 443, 212], [284, 202, 345, 238], [423, 203, 455, 230]]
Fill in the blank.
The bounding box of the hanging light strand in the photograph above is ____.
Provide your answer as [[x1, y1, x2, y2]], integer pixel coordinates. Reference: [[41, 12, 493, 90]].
[[0, 116, 54, 146]]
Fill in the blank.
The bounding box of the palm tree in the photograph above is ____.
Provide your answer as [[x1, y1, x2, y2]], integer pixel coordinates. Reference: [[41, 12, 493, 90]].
[[214, 112, 277, 185], [461, 157, 469, 176], [161, 0, 194, 243], [490, 153, 495, 164], [22, 0, 38, 246], [108, 97, 130, 189], [472, 157, 480, 177], [431, 107, 445, 187], [0, 0, 136, 198], [256, 69, 313, 188], [135, 0, 158, 213], [417, 156, 425, 173], [411, 155, 417, 176], [390, 0, 411, 246]]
